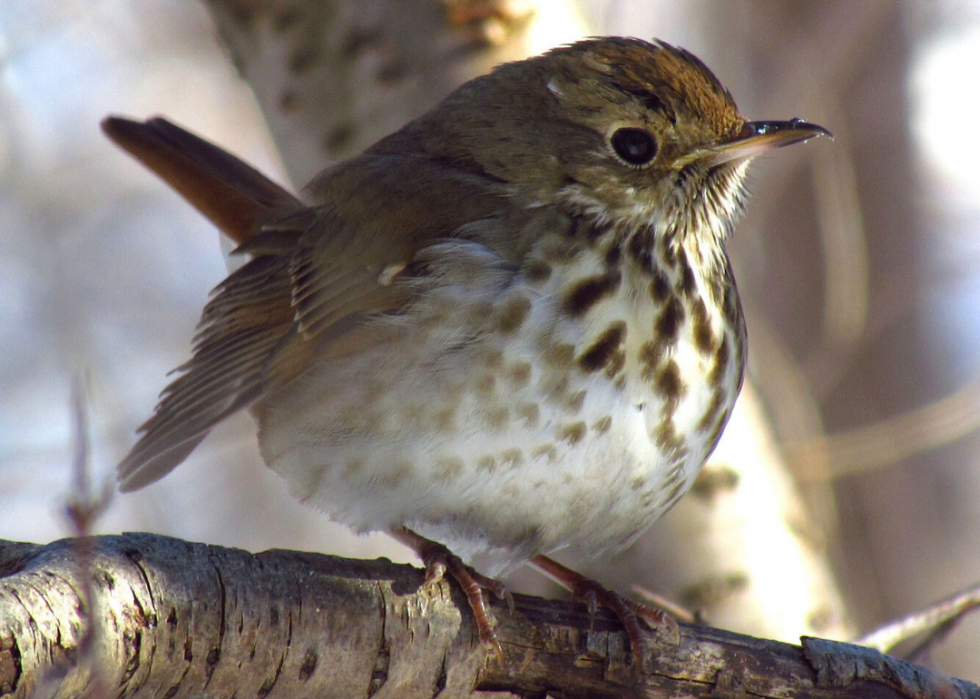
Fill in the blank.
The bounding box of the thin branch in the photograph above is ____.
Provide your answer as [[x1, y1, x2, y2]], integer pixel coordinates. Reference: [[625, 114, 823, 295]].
[[857, 581, 980, 655], [787, 373, 980, 480]]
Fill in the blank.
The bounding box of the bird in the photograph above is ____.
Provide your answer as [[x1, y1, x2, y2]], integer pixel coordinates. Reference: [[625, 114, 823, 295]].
[[104, 36, 829, 660]]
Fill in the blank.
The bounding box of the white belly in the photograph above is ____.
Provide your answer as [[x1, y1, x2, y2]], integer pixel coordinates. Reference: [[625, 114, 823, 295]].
[[256, 241, 741, 573]]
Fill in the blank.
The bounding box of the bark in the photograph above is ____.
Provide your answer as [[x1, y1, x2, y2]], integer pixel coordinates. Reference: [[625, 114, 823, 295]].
[[0, 534, 974, 699]]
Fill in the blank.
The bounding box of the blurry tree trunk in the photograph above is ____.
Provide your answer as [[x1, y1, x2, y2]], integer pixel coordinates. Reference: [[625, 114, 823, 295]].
[[204, 0, 593, 184]]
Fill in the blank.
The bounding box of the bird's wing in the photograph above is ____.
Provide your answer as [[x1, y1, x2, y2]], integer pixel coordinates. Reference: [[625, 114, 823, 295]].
[[108, 117, 508, 491]]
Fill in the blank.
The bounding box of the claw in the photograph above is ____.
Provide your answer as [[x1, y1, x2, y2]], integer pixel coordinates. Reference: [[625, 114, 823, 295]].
[[531, 554, 682, 669], [392, 527, 508, 663]]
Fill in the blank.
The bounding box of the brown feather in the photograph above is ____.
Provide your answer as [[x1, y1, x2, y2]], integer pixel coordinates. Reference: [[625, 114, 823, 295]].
[[101, 116, 300, 244], [111, 117, 512, 490]]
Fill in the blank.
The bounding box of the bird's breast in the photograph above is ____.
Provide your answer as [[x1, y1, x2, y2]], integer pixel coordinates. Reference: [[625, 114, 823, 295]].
[[255, 225, 745, 568]]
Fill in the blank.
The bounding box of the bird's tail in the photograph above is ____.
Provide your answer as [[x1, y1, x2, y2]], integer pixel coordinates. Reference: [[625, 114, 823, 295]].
[[101, 116, 301, 244], [105, 117, 302, 491]]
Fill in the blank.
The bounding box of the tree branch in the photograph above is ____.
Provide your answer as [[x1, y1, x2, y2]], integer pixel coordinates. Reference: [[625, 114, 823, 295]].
[[1, 534, 975, 698]]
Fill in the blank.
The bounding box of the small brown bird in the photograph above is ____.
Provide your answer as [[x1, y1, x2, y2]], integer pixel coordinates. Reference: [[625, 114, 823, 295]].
[[105, 37, 828, 656]]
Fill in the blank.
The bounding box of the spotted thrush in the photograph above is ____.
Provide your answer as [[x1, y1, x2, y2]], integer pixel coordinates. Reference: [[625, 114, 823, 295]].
[[104, 37, 829, 657]]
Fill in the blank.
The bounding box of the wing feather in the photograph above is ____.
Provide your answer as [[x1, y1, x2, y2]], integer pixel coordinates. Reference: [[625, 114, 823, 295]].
[[110, 117, 515, 490]]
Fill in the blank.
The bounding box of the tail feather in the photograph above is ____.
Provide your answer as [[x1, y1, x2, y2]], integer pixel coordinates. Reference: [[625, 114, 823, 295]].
[[107, 116, 305, 490], [101, 116, 301, 244]]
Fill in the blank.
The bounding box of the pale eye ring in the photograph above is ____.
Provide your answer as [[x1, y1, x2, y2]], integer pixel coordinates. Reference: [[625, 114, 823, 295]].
[[610, 127, 658, 166]]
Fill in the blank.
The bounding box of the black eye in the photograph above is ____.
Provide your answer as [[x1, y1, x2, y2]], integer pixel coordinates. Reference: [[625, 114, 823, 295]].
[[610, 128, 658, 166]]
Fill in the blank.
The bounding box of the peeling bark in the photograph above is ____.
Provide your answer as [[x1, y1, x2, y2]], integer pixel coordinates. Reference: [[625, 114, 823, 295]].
[[1, 535, 974, 699]]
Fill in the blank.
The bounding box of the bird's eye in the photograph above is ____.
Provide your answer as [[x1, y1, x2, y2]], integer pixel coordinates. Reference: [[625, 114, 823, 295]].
[[610, 128, 658, 166]]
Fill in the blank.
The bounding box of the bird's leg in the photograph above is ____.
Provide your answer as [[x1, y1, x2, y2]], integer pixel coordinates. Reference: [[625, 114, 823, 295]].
[[391, 527, 511, 661], [530, 554, 680, 666]]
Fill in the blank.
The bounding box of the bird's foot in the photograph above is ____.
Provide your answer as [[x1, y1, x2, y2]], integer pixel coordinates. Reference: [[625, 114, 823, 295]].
[[392, 527, 512, 662], [531, 554, 680, 669]]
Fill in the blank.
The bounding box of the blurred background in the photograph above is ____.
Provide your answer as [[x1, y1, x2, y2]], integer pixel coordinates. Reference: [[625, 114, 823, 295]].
[[2, 0, 980, 681]]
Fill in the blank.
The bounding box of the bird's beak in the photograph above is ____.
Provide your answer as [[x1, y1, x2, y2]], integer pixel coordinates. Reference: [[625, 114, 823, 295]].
[[673, 118, 832, 169]]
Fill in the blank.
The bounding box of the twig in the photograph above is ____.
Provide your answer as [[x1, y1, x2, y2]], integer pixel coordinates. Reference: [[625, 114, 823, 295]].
[[856, 581, 980, 655]]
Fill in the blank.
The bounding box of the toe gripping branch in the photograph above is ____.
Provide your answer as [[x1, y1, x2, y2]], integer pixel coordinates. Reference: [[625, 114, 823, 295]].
[[391, 528, 513, 662], [531, 554, 680, 668]]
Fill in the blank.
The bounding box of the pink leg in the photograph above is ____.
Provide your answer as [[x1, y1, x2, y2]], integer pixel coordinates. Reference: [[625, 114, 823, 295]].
[[392, 527, 511, 661], [531, 554, 680, 665]]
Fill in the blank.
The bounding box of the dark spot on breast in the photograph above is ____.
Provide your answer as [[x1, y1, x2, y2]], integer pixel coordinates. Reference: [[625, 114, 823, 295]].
[[605, 348, 627, 378], [565, 390, 587, 413], [697, 387, 727, 432], [662, 476, 688, 512], [604, 242, 622, 266], [710, 336, 730, 385], [540, 235, 581, 263], [531, 444, 558, 462], [723, 282, 741, 326], [475, 373, 495, 393], [691, 297, 714, 354], [484, 406, 509, 431], [707, 277, 724, 306], [558, 422, 587, 445], [677, 249, 697, 296], [496, 295, 531, 335], [481, 348, 504, 368], [661, 227, 679, 267], [567, 216, 593, 239], [649, 270, 671, 301], [592, 415, 612, 433], [663, 461, 684, 490], [508, 361, 532, 388], [544, 343, 575, 367], [586, 222, 609, 244], [655, 359, 687, 413], [516, 402, 540, 427], [627, 229, 655, 273], [564, 270, 622, 317], [377, 460, 411, 487], [546, 374, 570, 399], [639, 341, 662, 381], [501, 448, 524, 468], [477, 455, 497, 472], [524, 259, 552, 283], [435, 408, 455, 432], [655, 296, 684, 342], [577, 321, 627, 373], [653, 417, 687, 458], [707, 407, 731, 448], [435, 457, 464, 482]]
